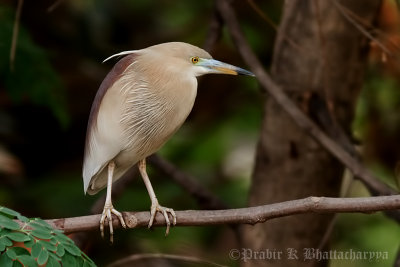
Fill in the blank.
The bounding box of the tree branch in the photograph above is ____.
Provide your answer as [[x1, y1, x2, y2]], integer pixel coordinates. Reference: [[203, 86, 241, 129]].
[[45, 195, 400, 234], [215, 0, 398, 198], [148, 154, 228, 210], [331, 0, 393, 56]]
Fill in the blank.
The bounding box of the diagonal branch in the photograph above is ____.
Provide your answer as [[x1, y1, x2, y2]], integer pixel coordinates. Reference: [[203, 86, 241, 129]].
[[215, 0, 398, 199], [47, 0, 66, 13], [331, 0, 392, 56], [45, 195, 400, 234], [148, 154, 228, 210], [247, 0, 306, 54]]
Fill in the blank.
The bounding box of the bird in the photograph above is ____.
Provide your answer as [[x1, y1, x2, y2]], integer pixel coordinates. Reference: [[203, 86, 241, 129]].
[[82, 42, 254, 242]]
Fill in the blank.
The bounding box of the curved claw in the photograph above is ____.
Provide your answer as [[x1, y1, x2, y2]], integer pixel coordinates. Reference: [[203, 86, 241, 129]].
[[148, 201, 177, 236], [100, 205, 126, 243]]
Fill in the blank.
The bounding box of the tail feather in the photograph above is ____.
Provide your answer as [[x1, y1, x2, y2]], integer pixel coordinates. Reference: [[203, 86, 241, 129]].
[[85, 164, 132, 195]]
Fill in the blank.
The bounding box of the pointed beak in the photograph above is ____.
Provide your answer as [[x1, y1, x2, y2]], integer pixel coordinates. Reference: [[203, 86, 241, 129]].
[[198, 58, 255, 77]]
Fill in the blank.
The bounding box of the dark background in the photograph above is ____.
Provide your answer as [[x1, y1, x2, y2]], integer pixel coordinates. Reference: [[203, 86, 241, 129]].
[[0, 0, 399, 266]]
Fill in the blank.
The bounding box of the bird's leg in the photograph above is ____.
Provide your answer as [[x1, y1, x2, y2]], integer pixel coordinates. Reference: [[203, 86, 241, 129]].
[[99, 161, 126, 243], [138, 158, 177, 236]]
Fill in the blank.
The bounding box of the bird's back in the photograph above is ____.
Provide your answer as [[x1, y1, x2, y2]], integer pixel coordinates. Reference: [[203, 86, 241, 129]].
[[83, 55, 137, 194]]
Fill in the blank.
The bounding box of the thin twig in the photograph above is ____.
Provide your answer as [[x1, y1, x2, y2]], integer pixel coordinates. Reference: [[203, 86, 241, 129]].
[[148, 154, 228, 210], [332, 0, 392, 56], [41, 195, 400, 234], [331, 0, 398, 52], [247, 0, 278, 30], [107, 253, 226, 267], [10, 0, 24, 71], [215, 0, 399, 199], [247, 0, 305, 54], [47, 0, 66, 13]]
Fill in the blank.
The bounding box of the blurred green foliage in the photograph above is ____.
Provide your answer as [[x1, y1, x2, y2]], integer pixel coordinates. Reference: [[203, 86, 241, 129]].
[[331, 213, 400, 267], [0, 6, 69, 128], [354, 73, 400, 142]]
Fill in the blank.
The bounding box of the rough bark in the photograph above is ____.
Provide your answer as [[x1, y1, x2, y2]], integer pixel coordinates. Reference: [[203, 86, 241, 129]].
[[242, 0, 382, 266]]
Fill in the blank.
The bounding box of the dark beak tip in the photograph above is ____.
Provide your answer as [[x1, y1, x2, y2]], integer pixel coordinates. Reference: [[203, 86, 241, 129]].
[[238, 71, 255, 77]]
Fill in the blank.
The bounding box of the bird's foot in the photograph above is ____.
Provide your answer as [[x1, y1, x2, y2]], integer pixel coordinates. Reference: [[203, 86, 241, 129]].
[[148, 199, 177, 236], [100, 204, 126, 243]]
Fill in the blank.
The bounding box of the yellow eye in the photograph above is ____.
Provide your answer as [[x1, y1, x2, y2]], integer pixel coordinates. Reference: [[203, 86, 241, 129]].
[[191, 56, 199, 64]]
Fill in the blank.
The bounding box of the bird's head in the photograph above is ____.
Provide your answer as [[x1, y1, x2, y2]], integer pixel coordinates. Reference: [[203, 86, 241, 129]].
[[104, 42, 255, 78]]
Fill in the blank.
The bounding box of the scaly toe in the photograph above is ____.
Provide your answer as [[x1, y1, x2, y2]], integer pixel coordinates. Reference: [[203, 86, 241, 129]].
[[111, 208, 126, 229], [148, 206, 157, 229], [100, 205, 125, 243], [169, 209, 177, 226], [147, 203, 176, 235]]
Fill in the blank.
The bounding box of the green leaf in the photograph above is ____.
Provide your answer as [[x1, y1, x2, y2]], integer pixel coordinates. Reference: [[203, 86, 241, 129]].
[[37, 249, 49, 265], [63, 243, 81, 257], [53, 233, 72, 244], [81, 251, 93, 262], [16, 255, 37, 267], [6, 248, 17, 260], [30, 219, 52, 230], [9, 247, 29, 256], [49, 238, 58, 245], [4, 232, 30, 242], [52, 229, 64, 235], [0, 215, 20, 230], [61, 253, 77, 267], [48, 251, 61, 262], [0, 252, 13, 267], [83, 259, 96, 267], [29, 222, 52, 232], [75, 256, 84, 266], [46, 256, 61, 267], [0, 237, 13, 247], [11, 261, 22, 267], [55, 244, 64, 257], [16, 216, 29, 223], [31, 243, 42, 258], [23, 238, 34, 248], [31, 229, 53, 240], [0, 236, 12, 251], [38, 240, 56, 251], [84, 257, 95, 266], [0, 207, 19, 218]]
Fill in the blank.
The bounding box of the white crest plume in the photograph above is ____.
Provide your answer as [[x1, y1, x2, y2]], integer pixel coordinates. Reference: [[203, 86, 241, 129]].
[[103, 50, 138, 63]]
